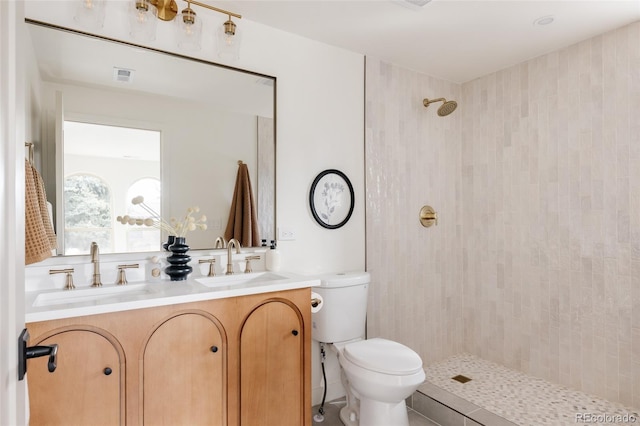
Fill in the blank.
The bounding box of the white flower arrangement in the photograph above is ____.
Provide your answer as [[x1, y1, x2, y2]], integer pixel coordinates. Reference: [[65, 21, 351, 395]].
[[117, 195, 207, 238]]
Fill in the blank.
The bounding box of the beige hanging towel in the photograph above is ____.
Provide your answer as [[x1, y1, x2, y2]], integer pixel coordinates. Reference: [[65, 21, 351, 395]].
[[224, 161, 260, 247], [25, 159, 57, 265]]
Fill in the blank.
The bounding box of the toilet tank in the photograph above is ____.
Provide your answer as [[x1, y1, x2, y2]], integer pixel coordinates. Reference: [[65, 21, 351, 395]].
[[312, 272, 370, 343]]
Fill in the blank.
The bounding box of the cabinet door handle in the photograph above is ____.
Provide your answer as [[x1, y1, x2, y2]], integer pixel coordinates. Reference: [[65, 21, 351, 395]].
[[103, 367, 112, 376], [291, 330, 299, 336], [210, 346, 218, 353]]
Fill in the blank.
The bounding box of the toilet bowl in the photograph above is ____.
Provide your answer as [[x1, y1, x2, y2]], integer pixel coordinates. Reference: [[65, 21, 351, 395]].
[[332, 338, 425, 426], [312, 272, 426, 426]]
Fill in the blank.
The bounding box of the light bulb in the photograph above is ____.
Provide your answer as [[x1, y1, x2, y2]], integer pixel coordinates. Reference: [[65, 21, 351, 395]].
[[134, 0, 150, 23], [174, 6, 201, 51], [82, 0, 96, 10], [129, 0, 156, 41], [74, 0, 106, 28], [217, 17, 241, 60]]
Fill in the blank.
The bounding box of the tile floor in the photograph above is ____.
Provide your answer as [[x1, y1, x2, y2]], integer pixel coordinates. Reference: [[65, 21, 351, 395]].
[[311, 397, 436, 426], [422, 354, 640, 426]]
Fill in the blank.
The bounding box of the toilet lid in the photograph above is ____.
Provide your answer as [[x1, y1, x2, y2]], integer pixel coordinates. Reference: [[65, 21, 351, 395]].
[[343, 338, 423, 375]]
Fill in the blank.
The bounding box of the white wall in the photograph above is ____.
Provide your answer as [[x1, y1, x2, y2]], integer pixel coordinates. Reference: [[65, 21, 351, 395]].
[[25, 0, 366, 275]]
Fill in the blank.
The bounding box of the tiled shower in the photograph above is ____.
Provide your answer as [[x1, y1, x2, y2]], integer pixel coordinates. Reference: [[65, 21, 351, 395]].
[[365, 19, 640, 415]]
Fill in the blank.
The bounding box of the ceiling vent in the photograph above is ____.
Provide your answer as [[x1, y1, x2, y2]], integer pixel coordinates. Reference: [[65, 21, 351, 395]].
[[113, 67, 135, 84]]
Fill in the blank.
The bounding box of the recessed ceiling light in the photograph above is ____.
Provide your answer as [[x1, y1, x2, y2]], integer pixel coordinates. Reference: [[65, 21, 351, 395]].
[[533, 15, 555, 26]]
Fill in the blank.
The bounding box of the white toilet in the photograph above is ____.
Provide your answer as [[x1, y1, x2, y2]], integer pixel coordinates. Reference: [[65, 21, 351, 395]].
[[312, 272, 425, 426]]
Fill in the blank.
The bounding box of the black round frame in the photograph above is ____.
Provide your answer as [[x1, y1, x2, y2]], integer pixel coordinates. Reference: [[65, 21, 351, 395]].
[[309, 169, 355, 229]]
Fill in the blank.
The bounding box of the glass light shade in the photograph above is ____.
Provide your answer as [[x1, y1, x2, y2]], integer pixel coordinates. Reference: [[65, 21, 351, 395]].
[[174, 7, 202, 51], [74, 0, 106, 29], [129, 0, 157, 41], [216, 19, 241, 61]]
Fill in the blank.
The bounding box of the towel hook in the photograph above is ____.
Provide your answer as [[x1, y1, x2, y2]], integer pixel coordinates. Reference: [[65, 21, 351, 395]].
[[237, 160, 243, 165], [25, 142, 34, 164]]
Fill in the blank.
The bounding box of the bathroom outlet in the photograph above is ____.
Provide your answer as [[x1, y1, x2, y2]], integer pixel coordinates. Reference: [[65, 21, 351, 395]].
[[278, 227, 296, 241]]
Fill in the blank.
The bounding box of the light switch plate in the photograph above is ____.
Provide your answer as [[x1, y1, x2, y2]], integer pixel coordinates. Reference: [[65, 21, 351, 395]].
[[278, 227, 296, 241]]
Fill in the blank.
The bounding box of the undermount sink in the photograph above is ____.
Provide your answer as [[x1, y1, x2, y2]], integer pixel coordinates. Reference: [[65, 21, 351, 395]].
[[32, 283, 157, 307], [195, 271, 288, 288]]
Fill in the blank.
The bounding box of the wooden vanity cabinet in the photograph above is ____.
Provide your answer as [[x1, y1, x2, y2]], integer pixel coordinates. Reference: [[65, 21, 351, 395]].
[[26, 288, 311, 426]]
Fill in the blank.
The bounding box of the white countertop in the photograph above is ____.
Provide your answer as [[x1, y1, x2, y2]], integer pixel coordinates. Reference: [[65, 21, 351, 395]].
[[26, 271, 320, 323]]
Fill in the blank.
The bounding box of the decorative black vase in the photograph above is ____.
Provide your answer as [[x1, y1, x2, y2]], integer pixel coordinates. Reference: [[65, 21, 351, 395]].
[[162, 235, 176, 251], [165, 237, 192, 281]]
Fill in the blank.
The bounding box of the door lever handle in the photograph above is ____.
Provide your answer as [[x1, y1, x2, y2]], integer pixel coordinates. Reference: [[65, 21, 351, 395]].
[[26, 344, 58, 373], [18, 329, 58, 380]]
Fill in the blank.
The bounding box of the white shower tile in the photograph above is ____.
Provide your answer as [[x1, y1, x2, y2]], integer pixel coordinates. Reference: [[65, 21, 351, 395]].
[[366, 20, 640, 410]]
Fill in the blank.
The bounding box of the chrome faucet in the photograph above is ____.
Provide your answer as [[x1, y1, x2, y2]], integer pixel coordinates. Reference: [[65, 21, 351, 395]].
[[90, 242, 102, 287], [214, 236, 227, 249], [226, 238, 241, 275]]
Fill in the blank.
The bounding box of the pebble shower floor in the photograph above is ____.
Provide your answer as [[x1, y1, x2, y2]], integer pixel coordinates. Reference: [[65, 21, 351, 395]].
[[421, 354, 639, 426]]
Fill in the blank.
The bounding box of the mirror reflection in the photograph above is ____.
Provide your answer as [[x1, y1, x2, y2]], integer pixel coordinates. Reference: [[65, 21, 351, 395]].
[[63, 121, 161, 255], [25, 21, 276, 255]]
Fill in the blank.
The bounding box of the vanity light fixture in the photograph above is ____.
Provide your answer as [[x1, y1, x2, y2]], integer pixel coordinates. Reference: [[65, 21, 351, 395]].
[[131, 0, 242, 57], [74, 0, 106, 29]]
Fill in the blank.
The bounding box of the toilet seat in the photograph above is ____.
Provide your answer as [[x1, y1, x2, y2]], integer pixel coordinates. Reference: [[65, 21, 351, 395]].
[[343, 338, 423, 375]]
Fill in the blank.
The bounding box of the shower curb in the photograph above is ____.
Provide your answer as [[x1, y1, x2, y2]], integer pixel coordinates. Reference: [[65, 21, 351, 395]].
[[408, 382, 518, 426]]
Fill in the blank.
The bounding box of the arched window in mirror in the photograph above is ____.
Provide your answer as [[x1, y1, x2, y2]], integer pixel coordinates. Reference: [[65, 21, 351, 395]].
[[63, 120, 161, 254], [63, 174, 112, 255], [126, 178, 162, 252]]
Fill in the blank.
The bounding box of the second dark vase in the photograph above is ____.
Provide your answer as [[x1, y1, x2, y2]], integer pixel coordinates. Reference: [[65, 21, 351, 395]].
[[165, 237, 192, 281]]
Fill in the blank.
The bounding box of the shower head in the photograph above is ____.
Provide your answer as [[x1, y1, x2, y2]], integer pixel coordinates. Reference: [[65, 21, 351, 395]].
[[423, 98, 458, 116]]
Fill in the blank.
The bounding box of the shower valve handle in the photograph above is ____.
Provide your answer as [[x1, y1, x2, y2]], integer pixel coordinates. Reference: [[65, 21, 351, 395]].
[[419, 205, 438, 227]]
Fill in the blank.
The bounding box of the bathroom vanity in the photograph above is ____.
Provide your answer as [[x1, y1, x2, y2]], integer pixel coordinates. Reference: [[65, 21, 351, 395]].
[[25, 266, 316, 426]]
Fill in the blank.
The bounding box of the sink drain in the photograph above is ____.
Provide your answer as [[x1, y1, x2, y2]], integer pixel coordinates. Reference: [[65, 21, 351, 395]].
[[451, 374, 472, 383]]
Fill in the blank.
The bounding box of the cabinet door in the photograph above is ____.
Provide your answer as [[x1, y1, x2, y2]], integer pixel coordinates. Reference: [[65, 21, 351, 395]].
[[143, 312, 225, 426], [28, 329, 123, 425], [240, 301, 304, 426]]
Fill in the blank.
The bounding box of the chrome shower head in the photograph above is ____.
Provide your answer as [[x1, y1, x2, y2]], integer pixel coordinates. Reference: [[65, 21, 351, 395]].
[[423, 97, 458, 116]]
